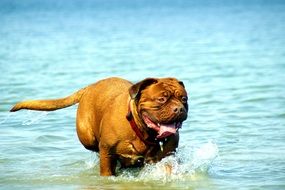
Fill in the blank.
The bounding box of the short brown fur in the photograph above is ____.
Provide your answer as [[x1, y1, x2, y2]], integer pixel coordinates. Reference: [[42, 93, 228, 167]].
[[10, 77, 188, 176]]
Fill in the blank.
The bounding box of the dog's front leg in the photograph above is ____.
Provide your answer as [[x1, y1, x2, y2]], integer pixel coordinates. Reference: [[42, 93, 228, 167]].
[[99, 146, 117, 176]]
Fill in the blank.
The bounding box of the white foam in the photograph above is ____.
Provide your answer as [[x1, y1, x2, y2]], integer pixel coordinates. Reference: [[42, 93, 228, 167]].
[[191, 141, 219, 172], [136, 141, 218, 181], [85, 153, 99, 169], [86, 141, 219, 182]]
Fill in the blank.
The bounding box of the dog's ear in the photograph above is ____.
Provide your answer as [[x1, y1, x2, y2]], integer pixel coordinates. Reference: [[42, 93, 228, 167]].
[[129, 78, 158, 100], [178, 81, 185, 88]]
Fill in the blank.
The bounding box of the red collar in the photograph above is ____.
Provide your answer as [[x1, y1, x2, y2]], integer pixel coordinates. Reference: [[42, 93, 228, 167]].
[[126, 101, 157, 146]]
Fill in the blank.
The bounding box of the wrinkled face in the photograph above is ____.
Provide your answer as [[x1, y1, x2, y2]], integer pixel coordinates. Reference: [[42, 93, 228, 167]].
[[132, 78, 188, 139]]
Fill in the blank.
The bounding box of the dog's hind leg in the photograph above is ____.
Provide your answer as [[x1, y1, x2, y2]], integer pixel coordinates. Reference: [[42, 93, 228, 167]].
[[76, 120, 99, 152], [76, 105, 99, 152]]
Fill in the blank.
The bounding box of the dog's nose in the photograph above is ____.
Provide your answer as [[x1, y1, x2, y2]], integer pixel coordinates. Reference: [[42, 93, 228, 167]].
[[173, 105, 186, 114]]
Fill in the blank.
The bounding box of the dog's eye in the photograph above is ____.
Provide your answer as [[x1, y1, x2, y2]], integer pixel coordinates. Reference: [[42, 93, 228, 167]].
[[157, 97, 167, 104], [181, 96, 188, 103]]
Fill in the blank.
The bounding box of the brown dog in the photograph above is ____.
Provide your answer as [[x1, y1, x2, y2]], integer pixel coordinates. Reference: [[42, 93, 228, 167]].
[[10, 77, 188, 176]]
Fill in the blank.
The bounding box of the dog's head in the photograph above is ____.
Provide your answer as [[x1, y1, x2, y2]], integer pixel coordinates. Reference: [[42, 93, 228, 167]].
[[129, 78, 188, 139]]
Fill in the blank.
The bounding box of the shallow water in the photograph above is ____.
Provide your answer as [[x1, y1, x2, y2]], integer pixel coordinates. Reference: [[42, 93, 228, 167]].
[[1, 0, 285, 189]]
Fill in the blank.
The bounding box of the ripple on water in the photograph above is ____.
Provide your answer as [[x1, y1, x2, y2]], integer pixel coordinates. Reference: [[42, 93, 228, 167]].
[[35, 134, 68, 143]]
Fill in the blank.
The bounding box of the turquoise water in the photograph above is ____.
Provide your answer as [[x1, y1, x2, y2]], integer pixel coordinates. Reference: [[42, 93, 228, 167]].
[[1, 0, 285, 189]]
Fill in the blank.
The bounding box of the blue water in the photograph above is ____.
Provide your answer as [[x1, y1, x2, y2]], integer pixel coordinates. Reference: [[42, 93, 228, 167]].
[[1, 0, 285, 189]]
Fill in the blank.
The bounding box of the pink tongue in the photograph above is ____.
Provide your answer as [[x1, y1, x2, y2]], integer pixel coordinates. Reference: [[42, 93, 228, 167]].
[[157, 123, 177, 139]]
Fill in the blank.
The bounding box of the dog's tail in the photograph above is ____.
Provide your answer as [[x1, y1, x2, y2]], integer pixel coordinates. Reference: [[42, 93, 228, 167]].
[[10, 88, 86, 112]]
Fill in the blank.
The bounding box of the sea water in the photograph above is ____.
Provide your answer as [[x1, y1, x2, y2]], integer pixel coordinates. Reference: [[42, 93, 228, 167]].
[[1, 0, 285, 189]]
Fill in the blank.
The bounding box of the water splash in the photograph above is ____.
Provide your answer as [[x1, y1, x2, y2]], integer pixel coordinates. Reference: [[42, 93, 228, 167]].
[[190, 141, 219, 172], [136, 141, 219, 182], [85, 153, 100, 170], [85, 141, 219, 182]]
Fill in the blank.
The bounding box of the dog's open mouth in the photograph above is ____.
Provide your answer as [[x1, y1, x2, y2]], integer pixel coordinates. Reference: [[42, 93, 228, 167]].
[[142, 115, 182, 139]]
